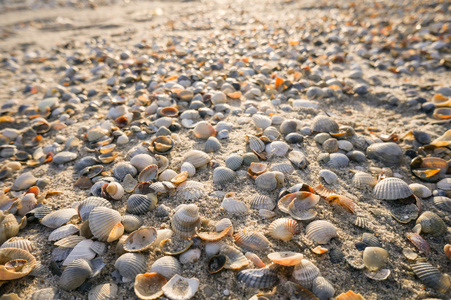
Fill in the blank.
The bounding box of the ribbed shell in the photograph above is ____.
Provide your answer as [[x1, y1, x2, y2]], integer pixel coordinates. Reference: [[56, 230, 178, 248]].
[[311, 115, 339, 133], [63, 239, 96, 266], [88, 283, 118, 300], [124, 227, 157, 252], [78, 197, 112, 222], [366, 142, 402, 166], [362, 233, 382, 248], [264, 126, 280, 140], [306, 220, 337, 244], [293, 259, 320, 290], [204, 137, 221, 153], [312, 276, 335, 300], [30, 288, 56, 300], [159, 169, 178, 181], [113, 162, 137, 181], [225, 154, 243, 171], [353, 172, 377, 188], [251, 195, 275, 210], [126, 194, 156, 215], [54, 235, 86, 248], [134, 273, 167, 300], [322, 138, 339, 153], [52, 247, 72, 262], [88, 207, 123, 242], [180, 162, 196, 177], [221, 195, 249, 214], [48, 224, 79, 241], [373, 178, 413, 200], [41, 208, 78, 229], [253, 114, 272, 129], [176, 181, 205, 201], [237, 267, 278, 289], [182, 150, 211, 168], [354, 216, 371, 231], [59, 258, 92, 291], [138, 164, 158, 183], [171, 204, 201, 239], [130, 154, 157, 173], [411, 261, 450, 293], [150, 256, 182, 280], [266, 141, 290, 156], [245, 252, 265, 268], [219, 245, 248, 270], [90, 241, 106, 255], [270, 163, 294, 174], [415, 211, 447, 236], [246, 135, 265, 153], [267, 251, 304, 266], [437, 178, 451, 190], [115, 252, 147, 280], [234, 230, 271, 251], [268, 218, 300, 241], [433, 196, 451, 212], [162, 275, 199, 300], [255, 172, 283, 191], [121, 215, 144, 232], [0, 237, 33, 252], [213, 167, 236, 185], [326, 153, 349, 168]]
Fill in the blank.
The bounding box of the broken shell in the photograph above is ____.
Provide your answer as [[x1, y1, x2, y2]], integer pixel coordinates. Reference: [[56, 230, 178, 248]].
[[158, 169, 176, 182], [77, 197, 112, 222], [268, 218, 300, 241], [150, 136, 174, 154], [179, 248, 201, 264], [41, 208, 77, 229], [150, 256, 182, 280], [171, 204, 201, 239], [246, 134, 265, 153], [207, 255, 227, 273], [215, 218, 233, 236], [250, 195, 275, 210], [48, 224, 79, 241], [130, 154, 157, 172], [293, 259, 320, 290], [197, 225, 232, 242], [362, 233, 382, 248], [288, 151, 309, 169], [126, 194, 157, 215], [55, 235, 86, 248], [162, 274, 199, 300], [213, 167, 236, 185], [406, 232, 430, 257], [220, 245, 248, 270], [373, 177, 413, 200], [248, 162, 268, 177], [121, 215, 144, 233], [182, 150, 211, 168], [124, 227, 157, 252], [225, 154, 243, 171], [59, 258, 92, 291], [115, 252, 147, 281], [244, 252, 265, 268], [411, 261, 450, 293], [364, 269, 390, 281], [305, 220, 337, 244], [88, 207, 124, 242], [236, 267, 278, 289], [62, 239, 96, 266], [221, 193, 249, 214], [267, 251, 303, 266], [113, 162, 137, 181], [312, 276, 335, 300], [325, 195, 356, 214], [0, 248, 36, 280], [89, 283, 118, 300], [233, 230, 270, 251], [288, 192, 320, 221], [366, 142, 402, 166], [414, 211, 446, 236], [193, 121, 216, 139], [160, 238, 193, 256], [176, 181, 205, 201], [389, 204, 418, 224], [363, 247, 389, 271], [311, 115, 339, 133], [134, 273, 167, 300]]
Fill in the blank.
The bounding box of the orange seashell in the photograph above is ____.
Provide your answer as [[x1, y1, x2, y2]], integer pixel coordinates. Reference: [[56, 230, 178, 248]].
[[115, 116, 130, 127], [313, 183, 335, 198], [433, 108, 451, 119], [25, 186, 40, 197], [0, 116, 14, 123], [227, 91, 242, 99], [170, 171, 188, 185], [248, 163, 268, 178], [432, 94, 451, 107], [164, 75, 178, 82], [325, 195, 356, 214], [160, 107, 178, 117], [275, 77, 284, 90], [445, 244, 451, 260], [311, 246, 328, 254], [267, 251, 303, 266], [289, 41, 299, 46], [336, 290, 366, 300], [197, 225, 232, 242], [245, 252, 266, 268]]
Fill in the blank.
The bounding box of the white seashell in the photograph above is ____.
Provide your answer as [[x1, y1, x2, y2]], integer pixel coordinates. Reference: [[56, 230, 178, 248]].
[[353, 172, 377, 188], [88, 283, 118, 300], [409, 183, 432, 198], [11, 172, 37, 191], [437, 178, 451, 190], [255, 171, 284, 191], [48, 224, 79, 241], [115, 252, 147, 281], [221, 194, 249, 214], [182, 150, 211, 168], [176, 181, 205, 201], [204, 136, 221, 153], [41, 208, 78, 229], [215, 218, 233, 236], [121, 215, 144, 233], [253, 114, 272, 130], [312, 276, 335, 300], [259, 209, 276, 219], [54, 236, 86, 248], [0, 237, 33, 252], [373, 177, 413, 200], [150, 256, 182, 280], [225, 154, 243, 171], [268, 218, 300, 241], [63, 239, 96, 266], [90, 241, 107, 255], [104, 182, 124, 200], [265, 141, 290, 156], [319, 169, 339, 185], [234, 230, 271, 251], [193, 121, 216, 139], [293, 259, 320, 290], [159, 169, 178, 181], [155, 229, 174, 249], [205, 241, 225, 257], [179, 248, 201, 264], [220, 245, 249, 269], [130, 154, 157, 172], [124, 227, 157, 252], [89, 207, 124, 242], [213, 167, 236, 185], [180, 162, 196, 177], [162, 274, 199, 300], [263, 126, 280, 141], [305, 220, 337, 244], [78, 197, 112, 222]]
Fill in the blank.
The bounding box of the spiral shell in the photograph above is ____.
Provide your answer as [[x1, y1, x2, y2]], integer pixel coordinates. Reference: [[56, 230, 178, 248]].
[[115, 252, 147, 280], [267, 251, 303, 266], [233, 230, 270, 251], [221, 193, 249, 214], [126, 194, 157, 215], [373, 177, 413, 200], [89, 283, 118, 300], [162, 274, 199, 300], [150, 256, 182, 280], [268, 218, 300, 241], [78, 197, 112, 222], [236, 267, 278, 289], [411, 261, 450, 293], [124, 227, 157, 252], [293, 259, 320, 290], [134, 273, 167, 300], [306, 220, 337, 244], [311, 115, 339, 133], [225, 154, 243, 171], [41, 208, 78, 229], [171, 204, 201, 239], [88, 207, 124, 242], [182, 150, 211, 168], [59, 258, 92, 291], [0, 248, 36, 281]]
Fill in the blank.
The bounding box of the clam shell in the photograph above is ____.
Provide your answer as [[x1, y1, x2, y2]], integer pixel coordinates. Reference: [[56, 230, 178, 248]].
[[124, 227, 157, 252], [433, 196, 451, 212], [255, 171, 284, 191], [266, 141, 290, 156], [288, 150, 309, 169], [293, 259, 320, 289], [364, 269, 390, 281], [171, 204, 201, 239], [159, 169, 178, 182], [41, 208, 78, 229], [115, 253, 147, 280], [160, 238, 193, 256], [363, 247, 388, 271], [312, 276, 335, 300], [280, 119, 299, 135], [204, 137, 221, 153], [59, 258, 92, 291], [253, 114, 272, 130], [134, 273, 167, 300], [193, 121, 216, 139], [305, 220, 337, 244], [409, 183, 432, 198], [180, 162, 196, 177], [179, 248, 201, 264], [270, 163, 294, 174], [150, 256, 182, 280], [182, 150, 211, 168], [366, 142, 402, 166], [221, 194, 249, 214], [311, 115, 339, 133], [176, 181, 205, 201], [121, 215, 144, 232], [150, 136, 174, 155], [162, 274, 199, 300], [213, 167, 236, 185], [326, 153, 349, 168], [78, 197, 112, 222], [12, 172, 37, 191], [130, 154, 157, 173], [267, 251, 303, 266], [113, 162, 137, 181], [207, 254, 227, 273], [126, 145, 151, 160], [268, 218, 300, 241], [126, 194, 157, 215], [373, 177, 413, 200], [225, 154, 243, 171], [389, 204, 418, 223], [89, 207, 123, 242], [244, 251, 265, 268], [352, 172, 377, 188], [236, 267, 278, 289], [322, 138, 339, 153], [48, 224, 79, 241], [246, 134, 265, 153], [411, 261, 450, 293], [0, 248, 36, 281], [138, 164, 159, 183], [415, 211, 446, 236], [264, 126, 281, 141], [250, 195, 275, 210], [63, 239, 96, 266], [215, 218, 233, 236], [0, 213, 23, 245], [248, 162, 267, 177], [233, 230, 271, 251], [437, 178, 451, 190], [0, 237, 32, 252], [89, 283, 118, 300]]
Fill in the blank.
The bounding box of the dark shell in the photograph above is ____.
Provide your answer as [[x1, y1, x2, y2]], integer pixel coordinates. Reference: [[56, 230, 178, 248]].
[[207, 254, 227, 274]]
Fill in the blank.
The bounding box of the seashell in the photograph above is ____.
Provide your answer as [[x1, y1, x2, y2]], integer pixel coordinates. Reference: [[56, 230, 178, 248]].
[[171, 204, 201, 239], [115, 253, 147, 280], [233, 230, 270, 251], [406, 232, 430, 257], [312, 276, 335, 300], [266, 141, 290, 156], [259, 209, 276, 219], [311, 115, 339, 133], [268, 218, 300, 241], [288, 150, 309, 169], [242, 152, 259, 165], [322, 138, 339, 153], [361, 233, 382, 248], [48, 224, 79, 241], [225, 154, 243, 171], [293, 259, 320, 290], [326, 153, 349, 168], [78, 197, 112, 221], [207, 254, 227, 273], [433, 196, 451, 212], [364, 269, 390, 281], [255, 171, 284, 191], [11, 172, 37, 191], [287, 192, 320, 221], [150, 136, 174, 154], [159, 169, 177, 182], [98, 152, 118, 164], [52, 247, 72, 262], [325, 195, 356, 214], [437, 178, 451, 190], [336, 290, 365, 300], [89, 207, 124, 242], [160, 238, 193, 256], [59, 258, 92, 291], [182, 150, 211, 168], [270, 163, 294, 175], [353, 172, 377, 188], [264, 126, 281, 141], [410, 157, 448, 182], [63, 239, 96, 266], [122, 215, 144, 232], [41, 208, 77, 229], [319, 169, 338, 185], [213, 167, 236, 185], [127, 145, 151, 160], [246, 134, 265, 154], [113, 162, 137, 181], [176, 181, 205, 201], [221, 193, 249, 214], [52, 151, 78, 164], [280, 119, 299, 135], [89, 283, 118, 300], [127, 194, 157, 215], [253, 114, 272, 130], [26, 204, 52, 221], [90, 241, 106, 255], [433, 107, 451, 119], [403, 248, 418, 261], [363, 247, 388, 271], [0, 237, 32, 252], [204, 137, 221, 153], [373, 177, 413, 200], [124, 227, 157, 252], [134, 273, 167, 300], [389, 204, 418, 223], [180, 162, 196, 177], [130, 154, 157, 173], [267, 251, 303, 266], [179, 248, 201, 264], [138, 164, 159, 183], [251, 195, 275, 210], [101, 182, 124, 200], [347, 150, 367, 162], [329, 248, 344, 264], [215, 218, 233, 236], [409, 183, 435, 198], [193, 121, 216, 139], [54, 235, 86, 248], [90, 181, 106, 197], [30, 288, 56, 300], [414, 211, 446, 236], [150, 256, 182, 280], [306, 220, 337, 244], [248, 162, 267, 177], [236, 267, 278, 289], [0, 248, 36, 281], [17, 193, 37, 216], [366, 142, 402, 166], [445, 244, 451, 260], [162, 274, 199, 300], [411, 261, 450, 293], [197, 224, 232, 241], [79, 165, 103, 179]]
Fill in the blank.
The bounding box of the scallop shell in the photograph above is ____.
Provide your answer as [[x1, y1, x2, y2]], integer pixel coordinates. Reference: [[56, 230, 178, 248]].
[[250, 195, 275, 210], [0, 237, 33, 252], [89, 283, 118, 300], [411, 261, 450, 293], [336, 290, 365, 300], [267, 251, 303, 266], [288, 150, 309, 169], [115, 253, 147, 280], [253, 114, 272, 130], [41, 208, 78, 229], [326, 153, 349, 168], [233, 230, 271, 251], [113, 162, 137, 181], [433, 196, 451, 212], [48, 224, 79, 241], [225, 154, 243, 171], [78, 197, 112, 222], [266, 141, 290, 156], [373, 177, 413, 200], [162, 274, 199, 300], [121, 215, 144, 232], [415, 211, 446, 236], [0, 248, 36, 281], [88, 207, 124, 242], [138, 164, 159, 183], [215, 218, 233, 236], [221, 193, 249, 214], [213, 167, 236, 185], [193, 121, 216, 139], [134, 273, 167, 300], [312, 276, 335, 300], [171, 204, 201, 239], [236, 267, 278, 289], [246, 134, 265, 153], [63, 239, 96, 266], [366, 142, 402, 166], [311, 115, 339, 133], [59, 258, 92, 291], [180, 162, 196, 177], [124, 227, 157, 252], [363, 247, 389, 271], [305, 220, 337, 244], [182, 150, 211, 168], [255, 171, 284, 191], [352, 172, 377, 188], [126, 194, 157, 215], [204, 137, 221, 153], [268, 218, 300, 241], [293, 259, 320, 290], [150, 256, 182, 280]]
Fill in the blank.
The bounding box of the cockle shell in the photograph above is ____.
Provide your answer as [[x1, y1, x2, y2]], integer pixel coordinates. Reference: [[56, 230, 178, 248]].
[[63, 239, 96, 266], [134, 273, 167, 300], [41, 208, 77, 229], [115, 253, 147, 280], [373, 177, 413, 200], [213, 167, 236, 185], [182, 150, 211, 168], [268, 218, 300, 241], [150, 256, 182, 280], [11, 172, 37, 191], [113, 162, 137, 181], [130, 154, 157, 173], [171, 204, 201, 239], [411, 261, 450, 293], [193, 121, 216, 139], [0, 237, 33, 252], [253, 114, 272, 130], [225, 154, 243, 171], [255, 171, 284, 191], [246, 134, 265, 153], [293, 259, 320, 290], [311, 115, 339, 133], [138, 164, 159, 183], [215, 218, 233, 236], [218, 245, 247, 270], [266, 141, 290, 156], [180, 162, 196, 177], [162, 274, 199, 300], [88, 207, 124, 242], [353, 172, 377, 188], [250, 195, 275, 210], [268, 251, 303, 266], [159, 169, 178, 182], [305, 220, 337, 244], [236, 267, 278, 289], [414, 211, 446, 236], [59, 258, 92, 291], [77, 197, 112, 222], [366, 142, 402, 166], [233, 230, 271, 251], [221, 193, 249, 214], [176, 181, 204, 201], [48, 224, 79, 241], [126, 194, 157, 215], [89, 283, 118, 300], [121, 215, 144, 233], [204, 137, 221, 153], [312, 276, 335, 300]]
